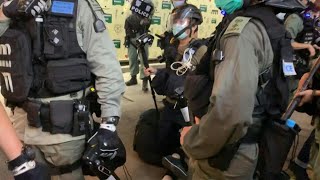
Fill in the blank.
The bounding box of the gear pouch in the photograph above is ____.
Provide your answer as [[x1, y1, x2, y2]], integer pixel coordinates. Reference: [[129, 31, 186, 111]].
[[184, 74, 213, 118], [50, 100, 74, 134], [23, 101, 42, 128], [46, 58, 91, 95]]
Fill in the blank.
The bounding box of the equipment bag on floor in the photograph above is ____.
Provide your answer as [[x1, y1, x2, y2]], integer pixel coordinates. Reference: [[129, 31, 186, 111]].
[[133, 108, 180, 166], [255, 119, 300, 180]]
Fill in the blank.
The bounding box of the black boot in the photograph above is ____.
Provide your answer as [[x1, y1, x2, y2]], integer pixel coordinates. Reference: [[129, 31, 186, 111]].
[[142, 78, 148, 92], [126, 75, 137, 86], [162, 153, 188, 178]]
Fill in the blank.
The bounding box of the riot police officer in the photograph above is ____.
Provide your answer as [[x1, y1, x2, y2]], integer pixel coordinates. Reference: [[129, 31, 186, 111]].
[[180, 0, 304, 179], [144, 4, 204, 180], [124, 0, 154, 92], [284, 1, 320, 178], [295, 71, 320, 179], [0, 0, 126, 179], [284, 0, 320, 92]]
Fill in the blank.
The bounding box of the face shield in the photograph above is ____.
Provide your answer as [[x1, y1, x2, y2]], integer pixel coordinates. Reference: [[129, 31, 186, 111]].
[[171, 0, 186, 8], [170, 8, 194, 39]]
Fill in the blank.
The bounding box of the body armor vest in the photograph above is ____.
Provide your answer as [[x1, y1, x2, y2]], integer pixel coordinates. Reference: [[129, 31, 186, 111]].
[[0, 0, 91, 102], [184, 5, 293, 119]]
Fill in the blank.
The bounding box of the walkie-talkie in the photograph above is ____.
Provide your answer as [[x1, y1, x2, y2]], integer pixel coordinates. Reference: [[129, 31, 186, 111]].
[[85, 0, 106, 33]]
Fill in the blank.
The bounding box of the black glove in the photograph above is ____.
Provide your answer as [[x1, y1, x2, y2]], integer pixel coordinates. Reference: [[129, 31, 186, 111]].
[[13, 162, 49, 180], [8, 146, 49, 180], [2, 0, 49, 18], [82, 127, 126, 178]]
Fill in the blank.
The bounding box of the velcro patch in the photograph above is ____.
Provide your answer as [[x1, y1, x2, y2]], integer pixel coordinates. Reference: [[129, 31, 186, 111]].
[[225, 17, 251, 35]]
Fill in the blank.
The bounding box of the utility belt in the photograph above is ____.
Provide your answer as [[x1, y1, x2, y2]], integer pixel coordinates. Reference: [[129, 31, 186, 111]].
[[208, 125, 261, 171], [21, 99, 90, 137]]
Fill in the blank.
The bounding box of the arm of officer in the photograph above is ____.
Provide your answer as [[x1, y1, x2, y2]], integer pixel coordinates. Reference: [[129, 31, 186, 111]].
[[124, 16, 133, 37], [284, 13, 303, 40], [284, 14, 312, 50], [182, 21, 270, 159], [0, 103, 22, 160], [79, 0, 125, 118]]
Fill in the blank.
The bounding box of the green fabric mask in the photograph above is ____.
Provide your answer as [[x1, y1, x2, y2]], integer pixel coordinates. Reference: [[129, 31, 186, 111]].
[[214, 0, 243, 14]]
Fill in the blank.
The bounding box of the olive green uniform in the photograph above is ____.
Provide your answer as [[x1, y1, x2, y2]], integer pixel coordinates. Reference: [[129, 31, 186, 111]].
[[0, 0, 125, 179], [284, 13, 304, 40], [182, 17, 273, 179], [284, 13, 304, 97], [127, 33, 148, 79]]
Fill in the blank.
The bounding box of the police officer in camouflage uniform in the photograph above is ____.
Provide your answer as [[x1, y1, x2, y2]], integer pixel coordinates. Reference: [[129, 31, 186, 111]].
[[180, 0, 305, 179], [0, 0, 126, 179]]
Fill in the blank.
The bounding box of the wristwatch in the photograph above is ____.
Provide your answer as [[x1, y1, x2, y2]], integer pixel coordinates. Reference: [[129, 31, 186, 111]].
[[101, 116, 119, 126]]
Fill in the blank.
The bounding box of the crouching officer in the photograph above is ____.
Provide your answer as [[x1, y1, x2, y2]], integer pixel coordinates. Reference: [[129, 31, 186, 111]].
[[0, 0, 126, 179], [180, 0, 303, 179]]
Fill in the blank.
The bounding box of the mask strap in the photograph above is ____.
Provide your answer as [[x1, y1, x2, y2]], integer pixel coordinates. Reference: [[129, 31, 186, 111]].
[[174, 21, 196, 39], [173, 25, 191, 39]]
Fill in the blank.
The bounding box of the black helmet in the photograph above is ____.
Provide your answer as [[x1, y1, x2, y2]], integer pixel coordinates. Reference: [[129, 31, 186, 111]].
[[264, 0, 307, 10], [171, 4, 203, 26]]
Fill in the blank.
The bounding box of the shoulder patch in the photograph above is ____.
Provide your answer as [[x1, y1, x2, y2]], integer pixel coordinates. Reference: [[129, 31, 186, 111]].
[[225, 17, 251, 35]]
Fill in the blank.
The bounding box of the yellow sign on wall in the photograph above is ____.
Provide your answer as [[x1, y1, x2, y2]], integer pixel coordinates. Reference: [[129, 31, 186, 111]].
[[96, 0, 222, 61]]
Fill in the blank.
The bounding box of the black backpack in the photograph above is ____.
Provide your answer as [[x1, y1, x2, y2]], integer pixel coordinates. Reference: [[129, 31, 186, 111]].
[[133, 108, 180, 166], [0, 25, 33, 103]]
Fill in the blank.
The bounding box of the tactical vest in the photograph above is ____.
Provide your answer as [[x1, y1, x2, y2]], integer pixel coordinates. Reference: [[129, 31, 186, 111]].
[[0, 0, 91, 103], [184, 5, 293, 119]]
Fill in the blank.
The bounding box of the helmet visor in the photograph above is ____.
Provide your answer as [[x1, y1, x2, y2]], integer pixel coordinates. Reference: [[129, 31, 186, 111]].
[[170, 7, 195, 28]]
